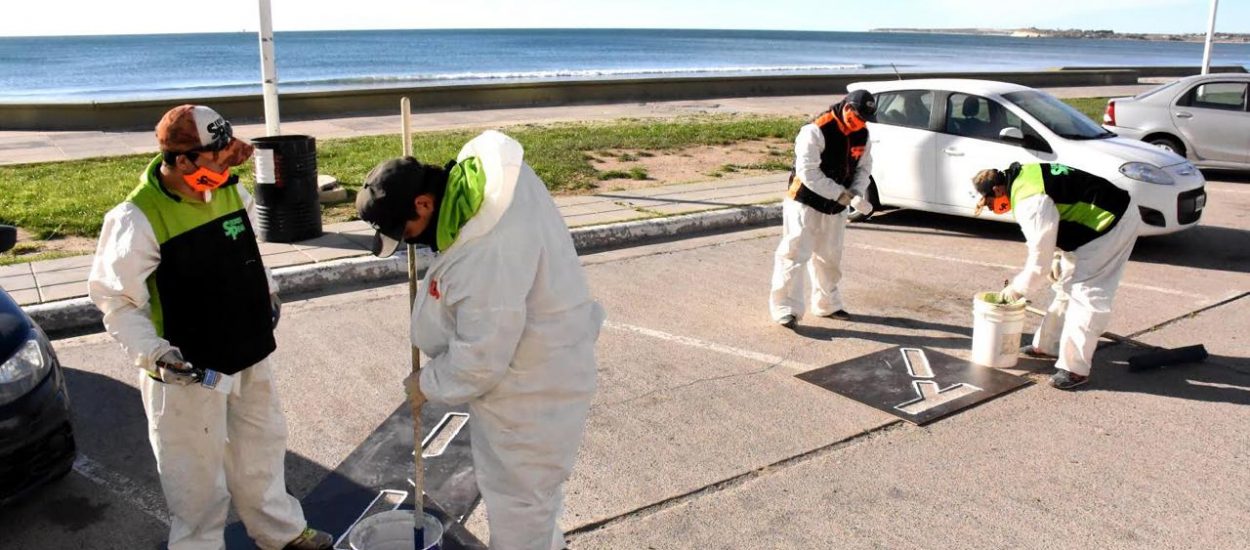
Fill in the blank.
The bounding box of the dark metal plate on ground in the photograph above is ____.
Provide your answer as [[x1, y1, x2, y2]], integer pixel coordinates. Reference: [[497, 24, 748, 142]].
[[226, 401, 485, 549], [797, 346, 1031, 425]]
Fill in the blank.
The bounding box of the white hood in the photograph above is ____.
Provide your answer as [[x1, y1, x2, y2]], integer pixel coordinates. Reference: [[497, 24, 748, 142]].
[[446, 130, 524, 251], [1081, 136, 1189, 167]]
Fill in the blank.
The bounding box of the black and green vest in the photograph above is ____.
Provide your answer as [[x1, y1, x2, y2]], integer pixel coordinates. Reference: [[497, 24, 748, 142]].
[[787, 106, 870, 215], [1007, 162, 1131, 252], [129, 156, 275, 375]]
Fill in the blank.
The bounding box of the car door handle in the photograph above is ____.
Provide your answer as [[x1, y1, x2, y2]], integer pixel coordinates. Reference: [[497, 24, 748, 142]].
[[943, 147, 964, 157], [1175, 112, 1193, 119]]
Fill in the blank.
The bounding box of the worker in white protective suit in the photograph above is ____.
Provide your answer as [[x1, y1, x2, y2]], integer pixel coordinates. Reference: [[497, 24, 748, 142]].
[[356, 131, 603, 550], [973, 162, 1141, 390], [87, 105, 333, 550], [769, 89, 877, 329]]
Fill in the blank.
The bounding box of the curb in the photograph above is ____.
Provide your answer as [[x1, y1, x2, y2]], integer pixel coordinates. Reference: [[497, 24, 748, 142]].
[[26, 202, 783, 334]]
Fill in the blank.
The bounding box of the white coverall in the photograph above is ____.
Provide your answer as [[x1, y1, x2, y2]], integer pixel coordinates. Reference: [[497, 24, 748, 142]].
[[412, 131, 603, 550], [1006, 193, 1141, 376], [769, 122, 873, 321], [87, 186, 305, 550]]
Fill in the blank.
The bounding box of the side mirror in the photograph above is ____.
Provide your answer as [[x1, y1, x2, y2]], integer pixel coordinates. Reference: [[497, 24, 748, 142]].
[[998, 127, 1025, 142], [0, 225, 16, 254]]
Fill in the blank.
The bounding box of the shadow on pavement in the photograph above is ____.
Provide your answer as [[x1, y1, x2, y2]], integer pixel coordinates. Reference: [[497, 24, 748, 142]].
[[3, 366, 483, 550], [1083, 345, 1250, 405], [1129, 223, 1250, 274]]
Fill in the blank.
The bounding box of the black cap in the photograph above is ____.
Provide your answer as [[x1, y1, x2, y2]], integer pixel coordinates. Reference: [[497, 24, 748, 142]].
[[844, 89, 877, 122], [356, 157, 424, 257]]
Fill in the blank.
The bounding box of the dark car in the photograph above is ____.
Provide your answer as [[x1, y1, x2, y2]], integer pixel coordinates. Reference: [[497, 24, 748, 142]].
[[0, 225, 76, 506]]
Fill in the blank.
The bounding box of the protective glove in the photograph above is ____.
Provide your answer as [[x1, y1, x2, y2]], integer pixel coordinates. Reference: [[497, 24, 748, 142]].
[[849, 195, 874, 216], [270, 293, 282, 329], [403, 370, 427, 407], [1047, 253, 1064, 284], [999, 285, 1024, 304], [154, 349, 201, 386], [835, 190, 854, 206]]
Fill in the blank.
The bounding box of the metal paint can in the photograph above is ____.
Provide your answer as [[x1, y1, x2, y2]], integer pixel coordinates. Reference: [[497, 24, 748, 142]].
[[349, 510, 443, 550]]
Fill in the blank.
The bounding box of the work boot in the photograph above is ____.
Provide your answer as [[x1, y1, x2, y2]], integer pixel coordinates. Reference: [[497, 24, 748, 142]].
[[1049, 369, 1089, 390], [823, 310, 852, 320], [282, 528, 333, 550], [1021, 345, 1058, 360], [777, 314, 798, 329]]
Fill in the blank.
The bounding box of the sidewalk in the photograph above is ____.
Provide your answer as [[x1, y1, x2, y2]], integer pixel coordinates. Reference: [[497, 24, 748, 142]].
[[1, 175, 785, 307]]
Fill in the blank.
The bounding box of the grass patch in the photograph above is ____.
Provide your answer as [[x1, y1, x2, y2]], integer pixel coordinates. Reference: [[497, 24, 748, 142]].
[[1, 114, 801, 240], [1064, 97, 1110, 121], [597, 166, 651, 181]]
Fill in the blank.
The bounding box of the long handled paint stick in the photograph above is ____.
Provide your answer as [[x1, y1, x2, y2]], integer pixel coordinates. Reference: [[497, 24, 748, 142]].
[[401, 97, 425, 549]]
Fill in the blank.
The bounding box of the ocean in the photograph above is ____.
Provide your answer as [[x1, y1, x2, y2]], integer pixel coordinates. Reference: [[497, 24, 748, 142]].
[[1, 29, 1247, 102]]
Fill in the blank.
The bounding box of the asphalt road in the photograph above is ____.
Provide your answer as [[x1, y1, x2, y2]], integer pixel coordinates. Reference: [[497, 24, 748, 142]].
[[3, 174, 1247, 550]]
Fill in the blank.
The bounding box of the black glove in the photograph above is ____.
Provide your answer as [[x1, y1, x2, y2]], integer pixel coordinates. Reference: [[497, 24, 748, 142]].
[[270, 293, 282, 329]]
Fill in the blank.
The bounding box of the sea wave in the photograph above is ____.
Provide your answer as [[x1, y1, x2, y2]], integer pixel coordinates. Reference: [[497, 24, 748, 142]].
[[0, 63, 877, 101]]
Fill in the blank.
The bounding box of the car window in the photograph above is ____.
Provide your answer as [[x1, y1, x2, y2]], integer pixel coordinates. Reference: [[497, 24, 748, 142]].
[[1002, 90, 1114, 140], [873, 90, 933, 129], [1184, 82, 1249, 111], [943, 93, 1026, 143]]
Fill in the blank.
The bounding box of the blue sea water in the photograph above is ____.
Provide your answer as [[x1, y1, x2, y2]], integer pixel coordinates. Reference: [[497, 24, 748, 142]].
[[0, 29, 1247, 102]]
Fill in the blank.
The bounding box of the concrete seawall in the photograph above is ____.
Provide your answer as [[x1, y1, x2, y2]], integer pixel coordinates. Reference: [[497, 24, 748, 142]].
[[2, 66, 1244, 131]]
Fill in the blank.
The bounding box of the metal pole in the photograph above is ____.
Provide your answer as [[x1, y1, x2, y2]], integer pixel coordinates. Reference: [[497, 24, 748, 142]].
[[258, 0, 281, 135], [1201, 0, 1219, 75]]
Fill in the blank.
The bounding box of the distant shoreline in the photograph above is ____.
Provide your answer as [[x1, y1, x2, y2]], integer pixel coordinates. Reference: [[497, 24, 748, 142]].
[[871, 28, 1250, 44]]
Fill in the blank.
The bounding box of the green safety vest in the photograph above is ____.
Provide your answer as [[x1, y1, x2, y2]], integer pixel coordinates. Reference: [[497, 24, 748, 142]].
[[127, 156, 275, 375], [1009, 163, 1131, 251]]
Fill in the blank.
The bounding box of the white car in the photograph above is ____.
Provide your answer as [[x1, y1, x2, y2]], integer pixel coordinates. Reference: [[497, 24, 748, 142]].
[[1102, 73, 1250, 171], [849, 79, 1206, 235]]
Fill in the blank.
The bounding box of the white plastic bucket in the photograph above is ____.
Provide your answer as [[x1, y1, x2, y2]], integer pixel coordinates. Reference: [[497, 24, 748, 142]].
[[971, 292, 1026, 368], [349, 510, 443, 550]]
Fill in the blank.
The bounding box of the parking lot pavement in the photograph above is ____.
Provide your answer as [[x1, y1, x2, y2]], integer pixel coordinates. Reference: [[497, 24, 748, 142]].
[[4, 177, 1245, 549]]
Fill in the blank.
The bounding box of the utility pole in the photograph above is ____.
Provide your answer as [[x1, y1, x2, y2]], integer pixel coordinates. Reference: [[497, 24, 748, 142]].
[[1201, 0, 1219, 75], [258, 0, 281, 135]]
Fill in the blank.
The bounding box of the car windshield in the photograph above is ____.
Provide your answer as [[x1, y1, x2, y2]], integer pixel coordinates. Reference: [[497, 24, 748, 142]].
[[1003, 90, 1115, 140]]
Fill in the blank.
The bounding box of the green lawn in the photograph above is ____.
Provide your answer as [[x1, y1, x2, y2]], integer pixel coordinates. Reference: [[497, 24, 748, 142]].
[[0, 97, 1111, 264]]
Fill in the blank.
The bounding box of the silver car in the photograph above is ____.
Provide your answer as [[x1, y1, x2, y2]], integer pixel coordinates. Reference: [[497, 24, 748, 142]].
[[1102, 73, 1250, 171]]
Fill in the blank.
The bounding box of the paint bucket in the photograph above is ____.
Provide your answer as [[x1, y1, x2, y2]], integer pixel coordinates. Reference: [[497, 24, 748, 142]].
[[349, 510, 443, 550], [971, 292, 1026, 368]]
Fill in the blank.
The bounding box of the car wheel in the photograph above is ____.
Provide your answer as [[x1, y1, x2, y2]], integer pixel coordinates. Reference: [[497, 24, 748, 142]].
[[1147, 136, 1185, 157], [847, 180, 880, 223]]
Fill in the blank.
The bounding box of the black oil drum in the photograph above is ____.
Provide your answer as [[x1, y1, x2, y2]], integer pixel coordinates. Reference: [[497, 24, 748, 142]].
[[250, 135, 322, 243]]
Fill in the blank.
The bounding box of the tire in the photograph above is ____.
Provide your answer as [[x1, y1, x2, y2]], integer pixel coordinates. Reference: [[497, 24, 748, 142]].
[[847, 180, 880, 223], [1147, 136, 1185, 158]]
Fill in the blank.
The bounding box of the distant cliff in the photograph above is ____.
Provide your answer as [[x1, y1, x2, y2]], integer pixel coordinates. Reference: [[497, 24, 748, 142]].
[[871, 27, 1250, 43]]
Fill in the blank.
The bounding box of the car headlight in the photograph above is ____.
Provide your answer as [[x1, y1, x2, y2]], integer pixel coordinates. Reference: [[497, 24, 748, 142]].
[[1119, 162, 1174, 185], [0, 336, 52, 406]]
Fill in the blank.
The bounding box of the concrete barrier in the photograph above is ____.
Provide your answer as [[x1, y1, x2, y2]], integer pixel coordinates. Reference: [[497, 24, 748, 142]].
[[0, 68, 1157, 131]]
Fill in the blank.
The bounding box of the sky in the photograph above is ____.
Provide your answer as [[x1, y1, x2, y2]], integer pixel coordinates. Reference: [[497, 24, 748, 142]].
[[1, 0, 1246, 37]]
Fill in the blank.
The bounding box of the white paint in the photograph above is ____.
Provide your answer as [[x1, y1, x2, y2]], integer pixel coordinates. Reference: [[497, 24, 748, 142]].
[[895, 380, 983, 416], [850, 243, 1208, 299], [604, 320, 811, 372], [72, 454, 170, 527]]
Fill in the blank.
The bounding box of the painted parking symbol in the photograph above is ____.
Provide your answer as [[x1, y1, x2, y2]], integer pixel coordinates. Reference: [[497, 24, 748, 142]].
[[894, 348, 983, 416], [796, 346, 1030, 425]]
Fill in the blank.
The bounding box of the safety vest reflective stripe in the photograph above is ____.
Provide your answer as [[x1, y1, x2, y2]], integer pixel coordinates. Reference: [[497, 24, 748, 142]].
[[1011, 163, 1118, 234]]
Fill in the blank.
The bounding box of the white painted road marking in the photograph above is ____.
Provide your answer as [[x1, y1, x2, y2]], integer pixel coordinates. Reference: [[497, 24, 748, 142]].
[[893, 348, 982, 416], [604, 320, 811, 372], [850, 243, 1208, 299], [72, 454, 170, 527]]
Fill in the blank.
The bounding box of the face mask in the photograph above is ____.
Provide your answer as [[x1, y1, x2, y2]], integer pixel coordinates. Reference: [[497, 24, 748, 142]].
[[841, 105, 867, 133], [182, 162, 234, 193], [990, 194, 1012, 214]]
